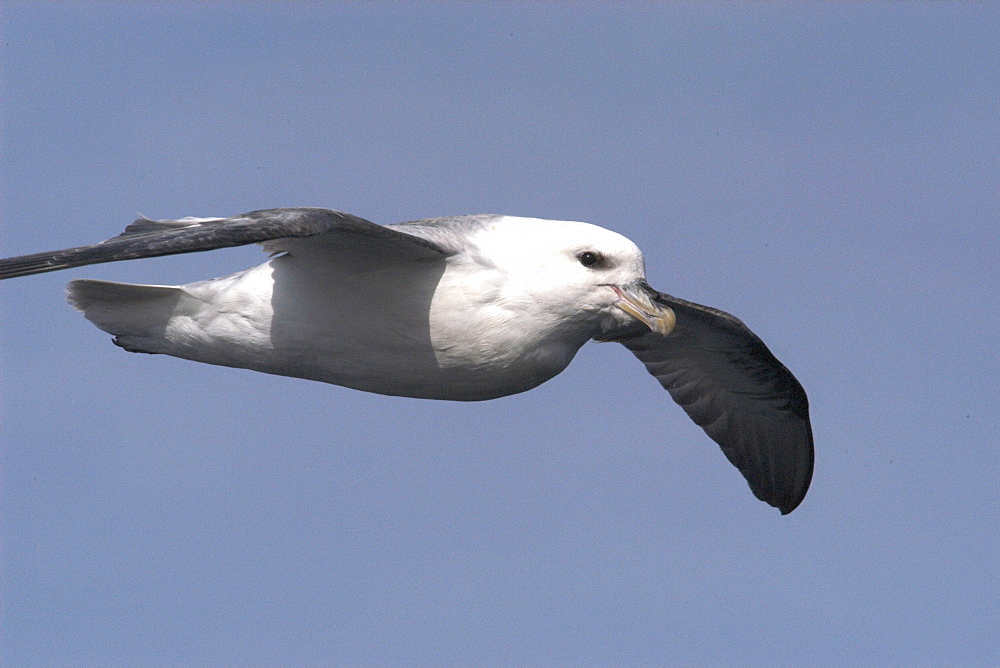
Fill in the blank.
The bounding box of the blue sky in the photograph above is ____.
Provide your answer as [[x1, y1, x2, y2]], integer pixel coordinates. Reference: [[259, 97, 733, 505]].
[[1, 3, 996, 664]]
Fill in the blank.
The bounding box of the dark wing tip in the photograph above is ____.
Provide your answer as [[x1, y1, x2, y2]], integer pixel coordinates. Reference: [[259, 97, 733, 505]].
[[695, 377, 814, 515], [772, 419, 814, 514], [729, 360, 814, 514]]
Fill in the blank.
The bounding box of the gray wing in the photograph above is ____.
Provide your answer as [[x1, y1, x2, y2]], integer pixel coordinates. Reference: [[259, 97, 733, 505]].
[[621, 291, 814, 514], [0, 208, 453, 281]]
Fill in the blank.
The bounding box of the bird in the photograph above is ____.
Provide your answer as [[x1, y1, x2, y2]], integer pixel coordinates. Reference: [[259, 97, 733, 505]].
[[0, 207, 814, 513]]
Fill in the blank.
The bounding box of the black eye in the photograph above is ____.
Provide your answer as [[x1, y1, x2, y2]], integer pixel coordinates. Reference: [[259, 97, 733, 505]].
[[578, 251, 602, 267]]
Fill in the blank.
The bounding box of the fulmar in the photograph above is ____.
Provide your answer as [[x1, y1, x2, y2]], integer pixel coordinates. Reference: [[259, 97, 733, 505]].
[[0, 208, 814, 513]]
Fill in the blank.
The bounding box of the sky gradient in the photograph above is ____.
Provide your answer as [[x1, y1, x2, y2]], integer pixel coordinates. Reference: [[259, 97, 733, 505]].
[[1, 3, 997, 664]]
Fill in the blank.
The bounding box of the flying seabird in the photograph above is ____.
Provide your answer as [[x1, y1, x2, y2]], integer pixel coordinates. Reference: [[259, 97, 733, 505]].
[[0, 208, 814, 513]]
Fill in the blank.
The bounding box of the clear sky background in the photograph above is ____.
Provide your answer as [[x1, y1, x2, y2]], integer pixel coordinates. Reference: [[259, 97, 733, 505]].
[[1, 3, 996, 665]]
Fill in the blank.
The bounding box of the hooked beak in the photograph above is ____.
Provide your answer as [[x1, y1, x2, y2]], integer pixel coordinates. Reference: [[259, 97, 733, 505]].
[[611, 282, 676, 336]]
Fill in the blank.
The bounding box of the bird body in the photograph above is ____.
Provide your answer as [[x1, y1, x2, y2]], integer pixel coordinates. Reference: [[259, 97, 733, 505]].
[[67, 215, 653, 400], [0, 208, 813, 513]]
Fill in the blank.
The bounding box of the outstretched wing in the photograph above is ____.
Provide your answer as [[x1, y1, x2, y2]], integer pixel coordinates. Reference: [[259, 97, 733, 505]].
[[0, 208, 452, 281], [621, 292, 814, 514]]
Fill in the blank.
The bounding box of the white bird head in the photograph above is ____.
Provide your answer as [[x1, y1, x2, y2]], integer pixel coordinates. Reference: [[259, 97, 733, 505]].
[[465, 216, 676, 339]]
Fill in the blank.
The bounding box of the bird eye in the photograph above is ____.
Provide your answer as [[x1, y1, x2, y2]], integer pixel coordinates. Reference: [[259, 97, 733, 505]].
[[578, 251, 602, 267]]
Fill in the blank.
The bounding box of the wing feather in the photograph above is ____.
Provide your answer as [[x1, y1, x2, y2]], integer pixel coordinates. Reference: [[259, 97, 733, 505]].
[[0, 208, 451, 280], [621, 292, 814, 514]]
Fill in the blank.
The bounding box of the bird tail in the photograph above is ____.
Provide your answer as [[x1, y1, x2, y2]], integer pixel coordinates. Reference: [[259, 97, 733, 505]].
[[66, 279, 188, 354]]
